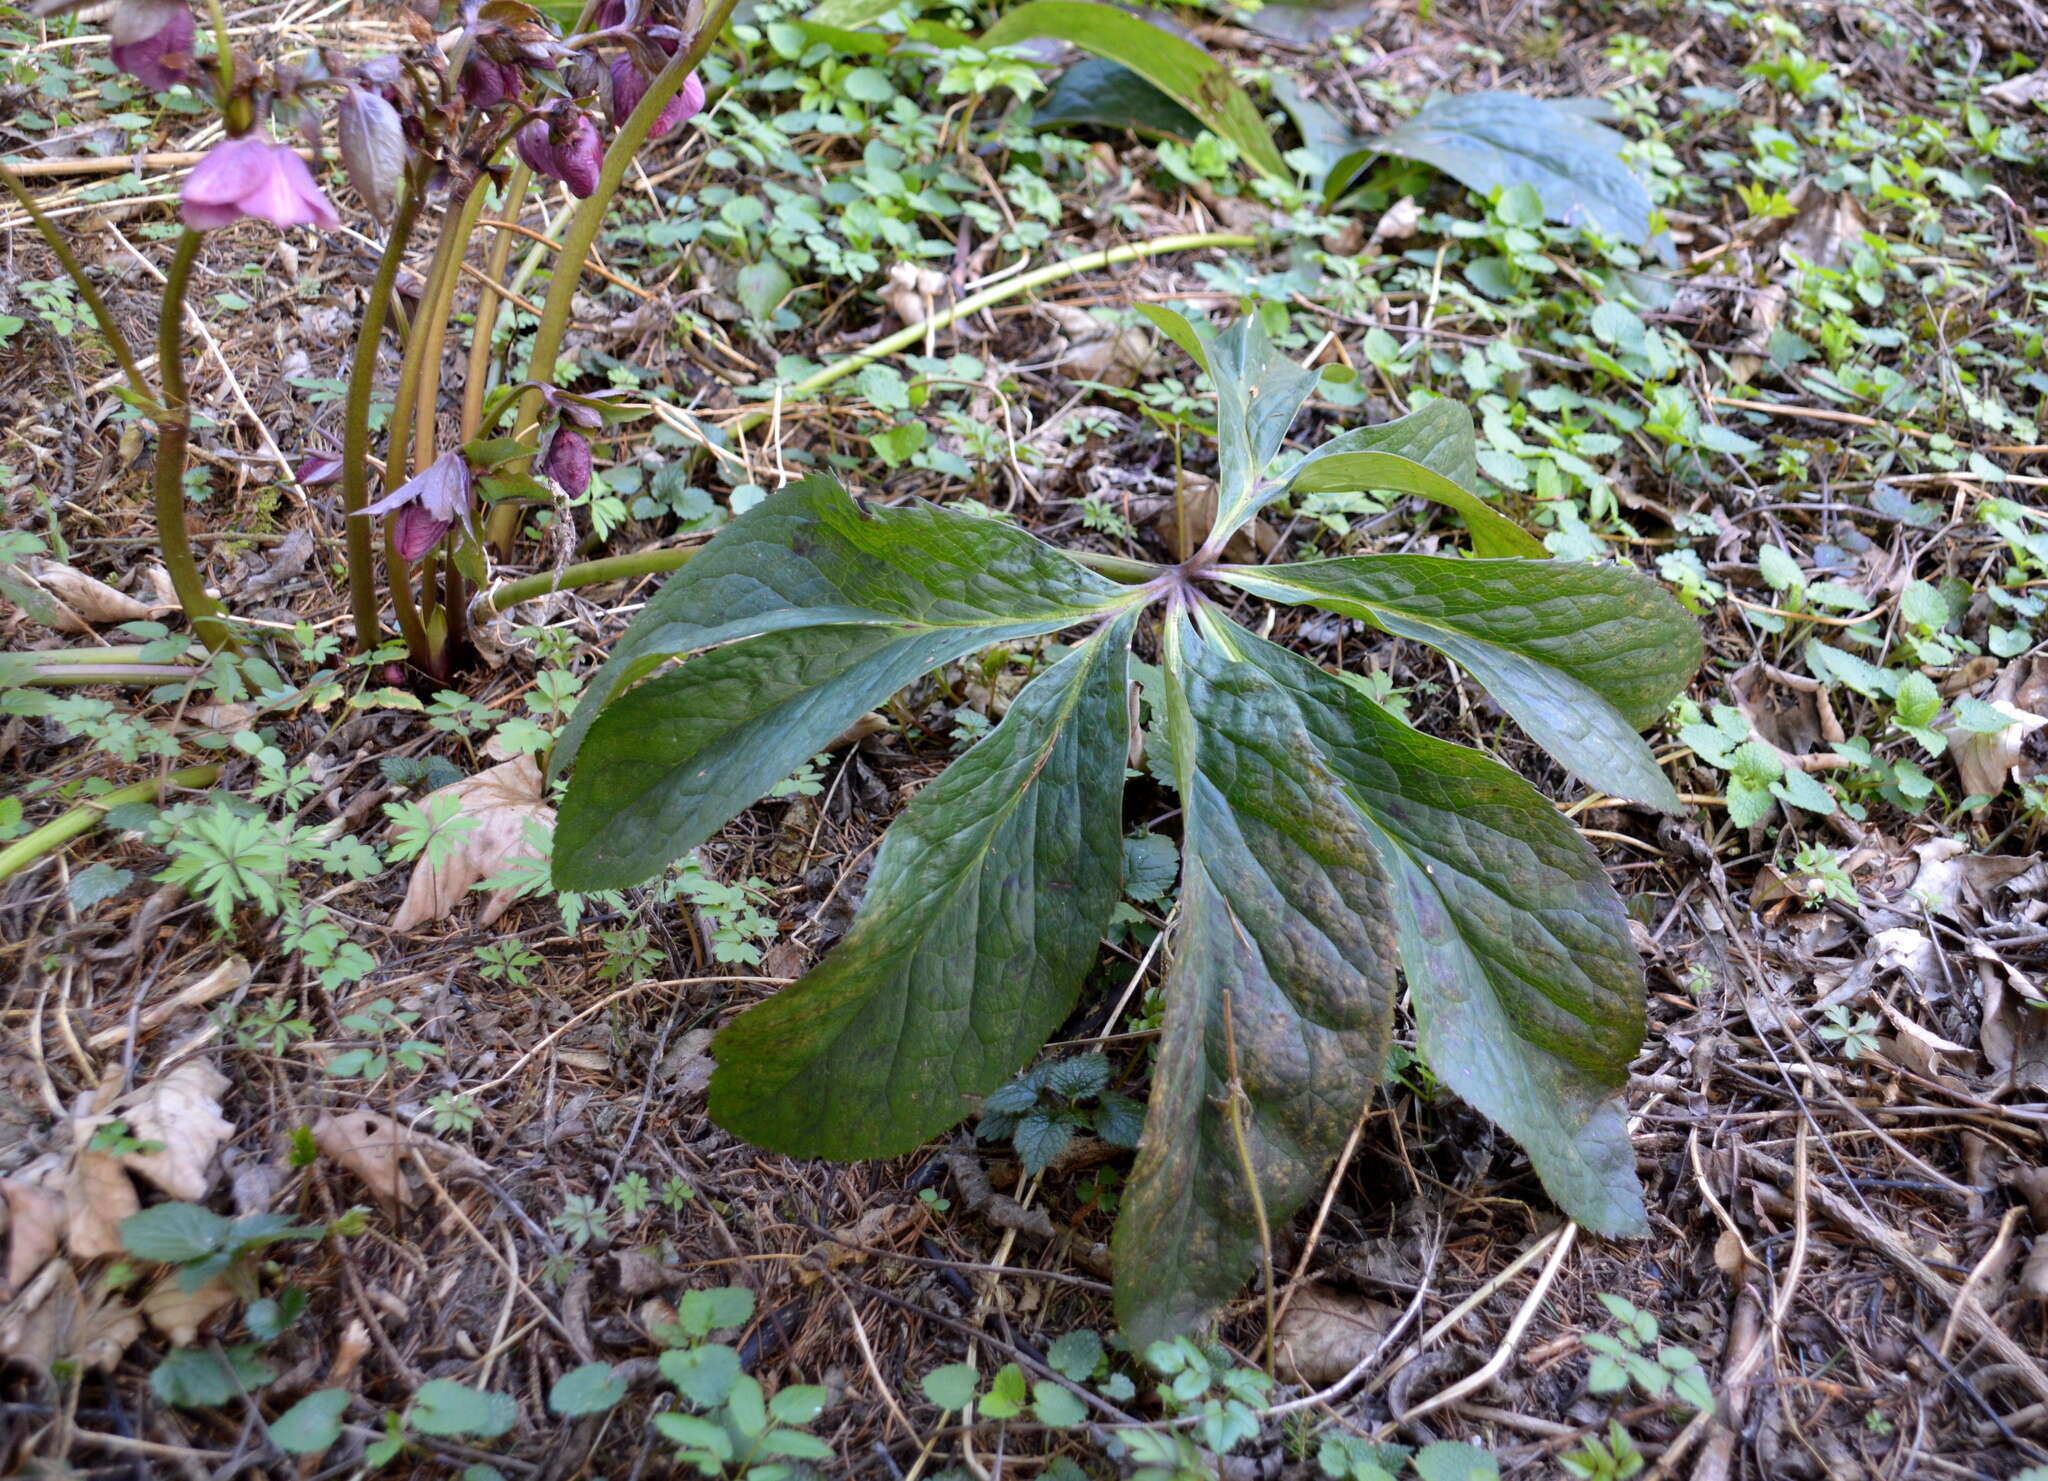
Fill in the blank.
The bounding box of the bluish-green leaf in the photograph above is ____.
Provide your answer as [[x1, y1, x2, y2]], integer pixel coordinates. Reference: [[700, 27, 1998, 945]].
[[549, 1362, 627, 1417], [1199, 316, 1326, 542], [409, 1380, 517, 1439], [1113, 614, 1400, 1345], [1364, 92, 1653, 242], [1218, 555, 1696, 811], [151, 1346, 274, 1408], [268, 1389, 350, 1456], [710, 614, 1134, 1157], [981, 2, 1287, 179], [1224, 624, 1646, 1234], [1286, 397, 1480, 506], [550, 475, 1128, 782], [120, 1202, 230, 1264]]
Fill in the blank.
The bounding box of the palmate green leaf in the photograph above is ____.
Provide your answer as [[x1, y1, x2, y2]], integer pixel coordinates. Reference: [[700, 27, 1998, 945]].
[[1114, 613, 1399, 1345], [1034, 58, 1205, 144], [549, 474, 1127, 783], [710, 613, 1135, 1157], [553, 479, 1134, 889], [1218, 555, 1697, 811], [1290, 395, 1479, 490], [1286, 451, 1543, 560], [980, 2, 1288, 179], [1223, 623, 1647, 1234]]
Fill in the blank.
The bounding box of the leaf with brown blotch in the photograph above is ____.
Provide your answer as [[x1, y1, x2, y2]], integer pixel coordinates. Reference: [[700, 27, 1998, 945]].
[[388, 755, 554, 932], [311, 1110, 418, 1215], [117, 1060, 234, 1202]]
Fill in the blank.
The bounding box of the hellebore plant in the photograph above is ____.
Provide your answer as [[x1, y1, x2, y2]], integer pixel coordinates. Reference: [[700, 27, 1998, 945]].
[[1, 0, 727, 679], [550, 310, 1703, 1345]]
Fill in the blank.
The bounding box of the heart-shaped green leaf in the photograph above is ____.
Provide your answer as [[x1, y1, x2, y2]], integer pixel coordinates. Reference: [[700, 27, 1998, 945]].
[[1218, 555, 1697, 810], [1114, 613, 1399, 1345], [710, 612, 1136, 1157]]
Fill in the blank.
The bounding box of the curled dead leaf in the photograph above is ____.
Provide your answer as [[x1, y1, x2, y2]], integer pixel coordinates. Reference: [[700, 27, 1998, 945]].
[[1274, 1283, 1398, 1386], [64, 1127, 138, 1262], [142, 1271, 236, 1347], [1947, 700, 2048, 805], [0, 1260, 143, 1374], [388, 755, 553, 932], [0, 1173, 66, 1295], [15, 558, 154, 631], [117, 1059, 234, 1202]]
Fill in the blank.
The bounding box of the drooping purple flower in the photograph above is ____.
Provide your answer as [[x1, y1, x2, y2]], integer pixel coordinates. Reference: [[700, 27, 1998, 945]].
[[181, 135, 341, 232], [541, 429, 593, 498], [516, 109, 603, 197], [608, 59, 702, 137], [335, 85, 406, 220], [109, 0, 193, 91], [357, 450, 473, 563], [459, 54, 524, 109]]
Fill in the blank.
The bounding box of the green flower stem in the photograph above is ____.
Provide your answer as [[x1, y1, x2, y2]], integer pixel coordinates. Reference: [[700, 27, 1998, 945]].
[[339, 174, 426, 652], [0, 764, 220, 884], [0, 645, 199, 687], [725, 231, 1257, 438], [202, 0, 233, 97], [0, 164, 154, 404], [477, 544, 700, 615], [157, 229, 236, 654], [410, 181, 492, 485], [513, 0, 742, 453], [464, 163, 533, 443]]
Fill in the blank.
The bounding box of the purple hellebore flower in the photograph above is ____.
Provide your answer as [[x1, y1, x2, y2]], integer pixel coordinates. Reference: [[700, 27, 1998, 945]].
[[109, 2, 193, 91], [608, 59, 702, 138], [295, 452, 345, 486], [358, 450, 474, 564], [541, 429, 593, 498], [515, 110, 603, 198], [181, 135, 341, 232], [459, 54, 524, 109]]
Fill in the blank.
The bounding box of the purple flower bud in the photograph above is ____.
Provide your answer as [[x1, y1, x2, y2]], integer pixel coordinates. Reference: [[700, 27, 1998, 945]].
[[181, 135, 341, 233], [541, 429, 593, 497], [295, 452, 345, 486], [109, 0, 193, 91], [592, 0, 628, 28], [459, 55, 523, 110], [357, 450, 474, 564], [608, 60, 702, 138], [518, 109, 603, 197], [336, 85, 406, 221]]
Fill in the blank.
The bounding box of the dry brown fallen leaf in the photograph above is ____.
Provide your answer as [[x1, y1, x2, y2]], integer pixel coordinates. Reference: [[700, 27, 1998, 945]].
[[0, 1173, 66, 1295], [21, 557, 155, 631], [1947, 700, 2048, 804], [142, 1271, 237, 1347], [64, 1081, 138, 1262], [311, 1109, 420, 1216], [388, 754, 553, 932], [117, 1059, 234, 1202], [0, 1260, 143, 1374], [1274, 1283, 1399, 1386]]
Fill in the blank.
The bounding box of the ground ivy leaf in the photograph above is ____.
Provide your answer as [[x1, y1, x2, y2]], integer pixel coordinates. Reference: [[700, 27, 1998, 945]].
[[1113, 614, 1400, 1346], [550, 474, 1129, 778], [1227, 624, 1647, 1234], [709, 614, 1134, 1157], [1219, 554, 1697, 811]]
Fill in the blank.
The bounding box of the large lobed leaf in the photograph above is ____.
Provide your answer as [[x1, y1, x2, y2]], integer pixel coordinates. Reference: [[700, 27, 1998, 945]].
[[1217, 555, 1697, 811], [1222, 622, 1648, 1235], [709, 612, 1136, 1158], [1115, 613, 1400, 1345], [551, 477, 1132, 890]]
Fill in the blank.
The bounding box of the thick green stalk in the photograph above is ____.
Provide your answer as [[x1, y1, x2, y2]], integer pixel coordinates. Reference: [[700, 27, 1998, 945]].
[[0, 764, 221, 883], [514, 1, 741, 452], [477, 544, 699, 615], [156, 230, 236, 653], [0, 164, 154, 403], [411, 181, 493, 480], [465, 164, 533, 441], [339, 176, 426, 651]]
